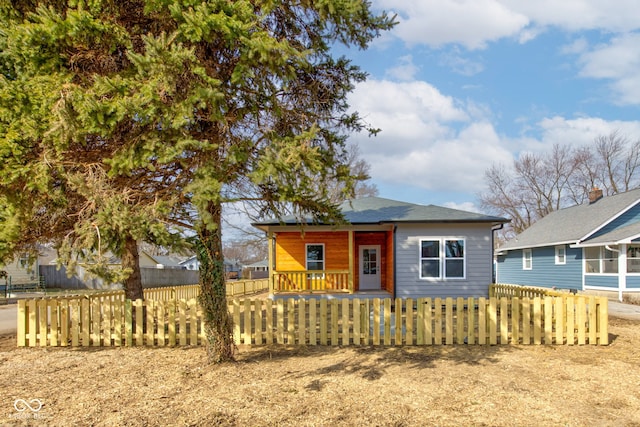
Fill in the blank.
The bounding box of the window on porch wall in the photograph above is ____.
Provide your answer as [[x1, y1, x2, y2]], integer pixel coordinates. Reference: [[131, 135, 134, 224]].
[[306, 244, 325, 279], [627, 245, 640, 273], [584, 246, 618, 274]]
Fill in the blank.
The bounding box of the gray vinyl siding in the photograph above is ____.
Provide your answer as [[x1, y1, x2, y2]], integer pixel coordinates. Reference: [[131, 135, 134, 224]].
[[394, 223, 494, 298], [496, 246, 583, 290]]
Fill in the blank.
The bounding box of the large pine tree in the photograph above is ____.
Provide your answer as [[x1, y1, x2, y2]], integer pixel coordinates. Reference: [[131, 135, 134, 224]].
[[0, 1, 395, 362]]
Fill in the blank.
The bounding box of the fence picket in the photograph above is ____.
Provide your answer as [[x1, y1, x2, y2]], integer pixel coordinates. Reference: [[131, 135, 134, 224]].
[[298, 299, 305, 345], [445, 298, 453, 345], [477, 297, 486, 345], [533, 297, 542, 345], [566, 296, 575, 345], [245, 299, 253, 345], [384, 298, 392, 346], [373, 298, 381, 346], [288, 299, 296, 345], [434, 298, 442, 345], [343, 299, 350, 346], [353, 299, 361, 345], [308, 299, 316, 345], [577, 297, 586, 345], [554, 297, 564, 345], [17, 300, 26, 347], [395, 298, 403, 346], [544, 297, 553, 345], [456, 297, 465, 345], [489, 297, 497, 345]]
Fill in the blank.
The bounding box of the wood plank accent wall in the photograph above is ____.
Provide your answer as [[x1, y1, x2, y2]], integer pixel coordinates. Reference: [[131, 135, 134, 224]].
[[275, 231, 350, 271], [354, 231, 389, 292]]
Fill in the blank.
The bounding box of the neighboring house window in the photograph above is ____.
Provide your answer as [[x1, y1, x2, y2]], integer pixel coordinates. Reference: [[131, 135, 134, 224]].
[[555, 245, 566, 265], [628, 246, 640, 273], [419, 238, 465, 280], [585, 246, 619, 274], [523, 249, 532, 270], [306, 244, 325, 271], [18, 254, 30, 269]]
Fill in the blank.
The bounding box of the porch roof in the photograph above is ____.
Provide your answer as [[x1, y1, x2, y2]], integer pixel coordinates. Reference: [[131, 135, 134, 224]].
[[253, 196, 509, 229]]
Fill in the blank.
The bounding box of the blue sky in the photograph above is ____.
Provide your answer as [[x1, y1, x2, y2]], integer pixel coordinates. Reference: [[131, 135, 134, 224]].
[[344, 0, 640, 212]]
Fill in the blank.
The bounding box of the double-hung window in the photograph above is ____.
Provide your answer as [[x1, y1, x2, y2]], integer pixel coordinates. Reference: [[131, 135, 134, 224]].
[[555, 245, 566, 265], [419, 238, 465, 280], [523, 249, 532, 270], [306, 244, 325, 271]]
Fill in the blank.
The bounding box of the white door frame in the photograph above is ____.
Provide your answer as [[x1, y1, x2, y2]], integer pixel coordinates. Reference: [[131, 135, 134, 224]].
[[359, 245, 381, 290]]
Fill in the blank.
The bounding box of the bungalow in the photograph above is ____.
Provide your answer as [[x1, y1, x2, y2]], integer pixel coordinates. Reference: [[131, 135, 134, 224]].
[[252, 197, 509, 298], [496, 187, 640, 301]]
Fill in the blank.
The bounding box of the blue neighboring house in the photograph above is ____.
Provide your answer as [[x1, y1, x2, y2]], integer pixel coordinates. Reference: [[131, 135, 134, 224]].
[[496, 187, 640, 300]]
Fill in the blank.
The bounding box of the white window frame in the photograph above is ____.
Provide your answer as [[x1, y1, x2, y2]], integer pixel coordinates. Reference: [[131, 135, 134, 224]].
[[305, 243, 325, 272], [555, 245, 566, 265], [628, 245, 640, 273], [419, 238, 466, 280], [584, 246, 618, 274], [523, 249, 532, 270]]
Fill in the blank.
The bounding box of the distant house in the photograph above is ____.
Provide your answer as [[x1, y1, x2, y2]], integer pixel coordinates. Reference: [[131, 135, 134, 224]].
[[252, 197, 509, 298], [496, 187, 640, 301], [178, 256, 242, 279], [244, 259, 269, 279]]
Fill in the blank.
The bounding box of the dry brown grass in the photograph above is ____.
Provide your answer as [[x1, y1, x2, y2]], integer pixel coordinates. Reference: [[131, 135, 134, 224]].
[[1, 316, 639, 426]]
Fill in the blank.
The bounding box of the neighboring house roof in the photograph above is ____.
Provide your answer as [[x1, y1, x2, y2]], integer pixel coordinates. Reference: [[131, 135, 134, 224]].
[[498, 188, 640, 252], [253, 197, 509, 229], [245, 260, 269, 269], [151, 255, 183, 267]]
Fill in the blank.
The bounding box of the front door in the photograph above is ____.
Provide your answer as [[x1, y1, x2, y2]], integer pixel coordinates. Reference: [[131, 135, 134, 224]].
[[359, 245, 381, 290]]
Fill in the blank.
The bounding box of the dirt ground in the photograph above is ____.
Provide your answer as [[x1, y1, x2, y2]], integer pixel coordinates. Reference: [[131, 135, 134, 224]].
[[0, 316, 639, 427]]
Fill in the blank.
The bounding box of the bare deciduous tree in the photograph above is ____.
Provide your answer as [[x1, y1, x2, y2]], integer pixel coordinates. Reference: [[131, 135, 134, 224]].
[[481, 131, 640, 237]]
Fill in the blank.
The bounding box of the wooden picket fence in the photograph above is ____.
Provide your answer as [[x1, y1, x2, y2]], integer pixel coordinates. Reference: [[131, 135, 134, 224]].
[[17, 295, 608, 347], [490, 283, 574, 299]]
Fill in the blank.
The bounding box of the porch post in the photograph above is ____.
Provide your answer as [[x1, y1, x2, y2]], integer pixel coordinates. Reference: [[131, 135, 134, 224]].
[[348, 230, 354, 293], [268, 231, 275, 295], [619, 243, 627, 302]]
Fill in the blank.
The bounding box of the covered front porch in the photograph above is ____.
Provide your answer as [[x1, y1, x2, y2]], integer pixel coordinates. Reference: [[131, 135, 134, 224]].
[[265, 225, 395, 296]]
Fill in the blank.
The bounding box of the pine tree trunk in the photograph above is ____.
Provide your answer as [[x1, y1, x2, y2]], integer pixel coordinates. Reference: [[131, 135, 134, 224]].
[[122, 235, 144, 301], [197, 201, 235, 363]]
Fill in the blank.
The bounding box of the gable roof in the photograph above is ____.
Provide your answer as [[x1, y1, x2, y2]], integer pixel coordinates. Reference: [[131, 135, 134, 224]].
[[253, 196, 509, 229], [498, 188, 640, 252]]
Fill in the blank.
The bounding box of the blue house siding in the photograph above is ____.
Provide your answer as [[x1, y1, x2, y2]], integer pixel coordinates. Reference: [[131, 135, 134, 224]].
[[584, 275, 618, 288], [496, 246, 582, 290], [625, 276, 640, 289]]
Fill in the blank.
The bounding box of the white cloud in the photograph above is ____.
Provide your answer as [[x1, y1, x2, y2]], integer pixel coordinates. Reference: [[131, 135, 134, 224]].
[[575, 33, 640, 105], [385, 55, 419, 81], [349, 80, 513, 194], [444, 201, 482, 213], [375, 0, 529, 50], [373, 0, 640, 49], [502, 0, 640, 33]]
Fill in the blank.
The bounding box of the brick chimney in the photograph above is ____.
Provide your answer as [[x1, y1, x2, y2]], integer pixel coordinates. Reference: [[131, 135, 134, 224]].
[[588, 187, 603, 203]]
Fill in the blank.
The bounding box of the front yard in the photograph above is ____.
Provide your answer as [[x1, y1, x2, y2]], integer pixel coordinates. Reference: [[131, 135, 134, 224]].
[[1, 316, 638, 426]]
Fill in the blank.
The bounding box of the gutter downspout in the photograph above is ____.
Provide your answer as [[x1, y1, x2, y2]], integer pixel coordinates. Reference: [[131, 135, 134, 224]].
[[491, 223, 505, 284], [393, 225, 397, 300]]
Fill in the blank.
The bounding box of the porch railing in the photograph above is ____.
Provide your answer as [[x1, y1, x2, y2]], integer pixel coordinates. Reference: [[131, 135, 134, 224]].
[[272, 270, 351, 293]]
